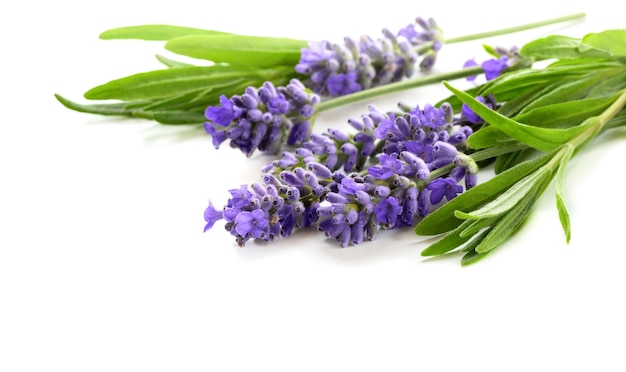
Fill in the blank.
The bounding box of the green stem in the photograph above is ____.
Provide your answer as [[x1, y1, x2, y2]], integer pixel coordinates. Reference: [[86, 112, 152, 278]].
[[315, 66, 484, 113], [443, 13, 586, 44]]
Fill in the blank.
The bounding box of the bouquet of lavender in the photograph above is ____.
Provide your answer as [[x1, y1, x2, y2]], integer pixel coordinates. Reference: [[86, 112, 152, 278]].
[[55, 11, 626, 265], [204, 29, 626, 264]]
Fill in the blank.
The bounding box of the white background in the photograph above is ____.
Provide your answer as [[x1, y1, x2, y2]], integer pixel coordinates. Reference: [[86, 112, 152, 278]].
[[1, 1, 625, 371]]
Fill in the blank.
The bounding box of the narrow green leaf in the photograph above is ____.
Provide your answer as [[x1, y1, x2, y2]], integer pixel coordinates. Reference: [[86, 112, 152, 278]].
[[460, 216, 499, 238], [140, 87, 214, 111], [555, 145, 575, 243], [518, 71, 617, 114], [153, 111, 206, 125], [474, 171, 552, 254], [155, 54, 195, 68], [84, 65, 293, 100], [482, 62, 618, 99], [460, 228, 495, 265], [582, 29, 626, 57], [467, 126, 518, 149], [461, 243, 492, 266], [415, 151, 553, 236], [99, 24, 229, 41], [513, 95, 618, 129], [165, 34, 306, 67], [445, 81, 595, 151], [55, 94, 135, 116], [454, 167, 549, 220], [497, 84, 553, 117], [420, 220, 473, 256], [519, 35, 612, 59], [494, 149, 529, 174], [587, 71, 626, 98]]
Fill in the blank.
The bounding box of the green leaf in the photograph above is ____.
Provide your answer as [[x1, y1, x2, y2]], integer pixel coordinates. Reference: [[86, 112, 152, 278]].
[[582, 29, 626, 57], [99, 24, 229, 41], [554, 145, 575, 243], [155, 54, 195, 68], [474, 171, 552, 254], [461, 246, 491, 266], [445, 81, 596, 151], [55, 93, 136, 116], [482, 44, 499, 58], [84, 65, 293, 100], [481, 62, 618, 100], [517, 71, 618, 114], [165, 35, 306, 67], [415, 151, 553, 236], [454, 167, 549, 220], [512, 95, 618, 129], [460, 217, 499, 238], [151, 111, 206, 125], [494, 149, 529, 174], [519, 35, 612, 59], [420, 220, 473, 256], [468, 126, 518, 149]]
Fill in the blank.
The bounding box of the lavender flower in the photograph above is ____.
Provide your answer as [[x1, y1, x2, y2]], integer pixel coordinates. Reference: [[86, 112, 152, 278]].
[[296, 17, 443, 96], [461, 94, 498, 125], [216, 100, 481, 247], [204, 79, 320, 156]]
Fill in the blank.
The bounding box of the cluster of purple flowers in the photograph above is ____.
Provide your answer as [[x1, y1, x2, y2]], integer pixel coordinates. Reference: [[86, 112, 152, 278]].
[[295, 17, 443, 96], [205, 99, 481, 247], [204, 79, 320, 156]]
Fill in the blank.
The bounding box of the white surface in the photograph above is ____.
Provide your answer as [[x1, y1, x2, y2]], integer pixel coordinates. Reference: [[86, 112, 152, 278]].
[[1, 1, 625, 371]]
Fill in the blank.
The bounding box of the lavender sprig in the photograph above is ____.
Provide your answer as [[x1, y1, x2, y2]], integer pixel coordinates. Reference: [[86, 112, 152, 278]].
[[204, 101, 480, 247], [296, 17, 443, 97]]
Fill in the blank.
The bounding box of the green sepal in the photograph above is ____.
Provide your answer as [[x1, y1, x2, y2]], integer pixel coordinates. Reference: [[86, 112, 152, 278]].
[[99, 24, 229, 41], [165, 34, 306, 67]]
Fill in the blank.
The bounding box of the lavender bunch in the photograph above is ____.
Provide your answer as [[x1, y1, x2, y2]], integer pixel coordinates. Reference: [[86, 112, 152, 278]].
[[296, 17, 443, 97], [204, 101, 480, 247], [56, 13, 584, 127]]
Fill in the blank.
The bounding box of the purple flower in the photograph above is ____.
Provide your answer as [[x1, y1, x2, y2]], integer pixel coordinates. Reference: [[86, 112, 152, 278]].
[[425, 178, 463, 204], [326, 73, 362, 96], [368, 153, 403, 180], [374, 196, 402, 225], [203, 201, 223, 232], [482, 56, 509, 80], [205, 95, 242, 126], [462, 96, 492, 124], [463, 58, 479, 82], [234, 209, 269, 239]]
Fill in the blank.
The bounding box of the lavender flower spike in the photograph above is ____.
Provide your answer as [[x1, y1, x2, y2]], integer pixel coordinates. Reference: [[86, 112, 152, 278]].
[[208, 99, 482, 248], [204, 79, 320, 157], [296, 16, 443, 97]]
